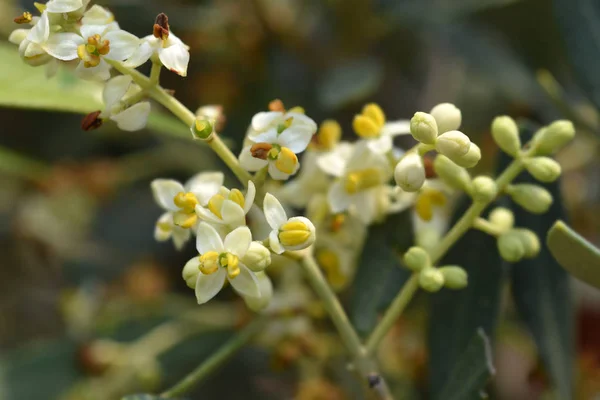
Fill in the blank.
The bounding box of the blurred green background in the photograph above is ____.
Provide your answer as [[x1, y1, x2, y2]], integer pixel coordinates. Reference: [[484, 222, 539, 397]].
[[1, 0, 600, 399]]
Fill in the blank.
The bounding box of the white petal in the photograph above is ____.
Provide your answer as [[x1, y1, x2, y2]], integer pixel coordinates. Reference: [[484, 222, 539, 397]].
[[111, 102, 151, 131], [82, 5, 114, 25], [268, 230, 284, 254], [263, 193, 287, 229], [251, 112, 283, 131], [80, 24, 107, 39], [104, 30, 140, 61], [196, 222, 225, 254], [277, 126, 314, 153], [224, 226, 252, 257], [352, 190, 377, 224], [382, 120, 411, 137], [27, 12, 49, 44], [328, 181, 351, 213], [317, 152, 346, 177], [45, 0, 83, 13], [267, 162, 295, 180], [285, 112, 317, 131], [247, 128, 278, 144], [154, 212, 173, 242], [151, 179, 184, 211], [9, 29, 29, 45], [75, 59, 112, 81], [186, 172, 224, 206], [244, 272, 273, 311], [243, 181, 256, 213], [195, 205, 223, 224], [158, 43, 190, 77], [103, 75, 132, 110], [195, 268, 227, 304], [172, 226, 191, 250], [220, 200, 246, 227], [228, 264, 260, 298], [239, 145, 269, 172], [165, 31, 190, 50], [366, 135, 392, 154], [123, 41, 154, 68]]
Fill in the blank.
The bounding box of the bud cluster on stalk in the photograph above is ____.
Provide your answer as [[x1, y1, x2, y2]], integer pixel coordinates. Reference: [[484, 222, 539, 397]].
[[402, 246, 468, 292]]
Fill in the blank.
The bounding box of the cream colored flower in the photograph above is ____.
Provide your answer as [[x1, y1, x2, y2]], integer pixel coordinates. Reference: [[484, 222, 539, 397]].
[[195, 181, 256, 229], [100, 75, 150, 131], [263, 193, 316, 254]]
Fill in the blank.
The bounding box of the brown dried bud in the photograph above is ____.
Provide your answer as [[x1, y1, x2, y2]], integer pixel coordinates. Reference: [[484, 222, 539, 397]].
[[423, 156, 436, 179], [81, 111, 103, 131], [153, 13, 169, 40], [250, 143, 273, 160], [14, 11, 33, 24], [268, 99, 285, 112]]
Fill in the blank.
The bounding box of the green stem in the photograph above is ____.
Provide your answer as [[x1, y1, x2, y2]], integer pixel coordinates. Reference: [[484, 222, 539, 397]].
[[0, 145, 50, 182], [149, 61, 162, 86], [366, 157, 526, 355], [299, 254, 393, 399], [472, 217, 504, 237], [160, 317, 268, 398]]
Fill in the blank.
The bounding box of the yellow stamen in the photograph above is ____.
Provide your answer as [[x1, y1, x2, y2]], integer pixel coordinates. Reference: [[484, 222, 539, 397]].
[[415, 189, 446, 221], [317, 249, 346, 288], [228, 189, 245, 209], [279, 220, 311, 247], [330, 214, 345, 232], [14, 12, 33, 24], [267, 147, 280, 160], [222, 253, 240, 279], [353, 115, 380, 138], [77, 34, 110, 68], [287, 106, 305, 114], [199, 251, 219, 275], [157, 221, 172, 232], [207, 194, 225, 219], [343, 168, 382, 194], [173, 192, 199, 213], [173, 211, 197, 229], [316, 120, 341, 150], [362, 103, 386, 127], [274, 147, 298, 175]]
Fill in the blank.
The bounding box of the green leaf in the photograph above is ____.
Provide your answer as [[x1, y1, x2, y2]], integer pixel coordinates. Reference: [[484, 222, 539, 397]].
[[121, 395, 171, 400], [428, 197, 506, 399], [552, 0, 600, 111], [437, 329, 496, 400], [507, 123, 574, 399], [350, 210, 413, 335], [547, 220, 600, 288]]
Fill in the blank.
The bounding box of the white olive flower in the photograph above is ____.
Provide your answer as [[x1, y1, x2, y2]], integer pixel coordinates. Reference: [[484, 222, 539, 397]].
[[352, 103, 411, 153], [81, 5, 115, 26], [125, 32, 190, 77], [101, 75, 150, 131], [263, 193, 316, 254], [44, 24, 139, 81], [238, 111, 317, 180], [275, 151, 331, 208], [317, 142, 392, 224], [151, 172, 224, 249], [184, 222, 260, 304], [45, 0, 90, 14], [10, 12, 53, 67], [195, 181, 256, 229]]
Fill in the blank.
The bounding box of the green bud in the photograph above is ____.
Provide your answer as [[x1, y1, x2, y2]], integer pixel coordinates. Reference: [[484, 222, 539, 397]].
[[453, 143, 481, 168], [182, 258, 200, 289], [242, 241, 271, 272], [430, 103, 462, 133], [191, 117, 214, 139], [435, 130, 472, 162], [419, 267, 445, 292], [533, 120, 575, 155], [394, 153, 425, 192], [410, 112, 438, 145], [524, 157, 562, 183], [491, 116, 521, 157], [433, 154, 471, 191], [439, 266, 468, 289], [488, 207, 514, 232], [471, 176, 497, 203], [505, 184, 553, 214], [512, 228, 540, 258], [403, 246, 431, 272], [497, 232, 525, 262]]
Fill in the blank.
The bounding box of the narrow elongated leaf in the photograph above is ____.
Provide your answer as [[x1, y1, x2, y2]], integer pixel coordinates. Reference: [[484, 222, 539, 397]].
[[428, 197, 506, 399], [552, 0, 600, 111], [437, 329, 496, 400], [547, 220, 600, 289], [350, 210, 413, 335]]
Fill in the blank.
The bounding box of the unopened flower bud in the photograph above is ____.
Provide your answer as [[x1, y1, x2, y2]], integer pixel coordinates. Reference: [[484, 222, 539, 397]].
[[242, 241, 272, 272], [433, 155, 471, 191], [277, 217, 316, 251], [506, 184, 553, 214], [196, 105, 225, 132], [430, 103, 462, 133], [244, 272, 273, 312], [81, 111, 103, 131], [491, 116, 521, 157], [534, 120, 575, 155], [489, 207, 514, 232], [410, 112, 438, 145], [497, 231, 525, 262], [471, 176, 497, 203], [512, 228, 540, 258], [153, 13, 170, 40], [524, 157, 562, 183], [419, 267, 445, 292], [403, 246, 431, 272], [191, 117, 214, 139], [439, 266, 468, 289], [182, 258, 200, 289], [435, 131, 471, 162], [453, 143, 481, 168], [394, 153, 426, 192]]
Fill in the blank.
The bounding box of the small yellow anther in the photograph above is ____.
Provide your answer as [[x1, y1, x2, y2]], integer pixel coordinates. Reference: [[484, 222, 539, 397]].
[[173, 192, 199, 213], [315, 120, 341, 150], [317, 249, 346, 288], [279, 220, 311, 247], [353, 115, 381, 138], [362, 103, 386, 128], [415, 189, 446, 221], [343, 168, 382, 194], [287, 106, 305, 114], [199, 251, 220, 274], [207, 194, 225, 219], [14, 12, 33, 24], [228, 189, 245, 209], [173, 211, 198, 229], [157, 221, 172, 232], [274, 147, 298, 175], [222, 253, 240, 279]]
